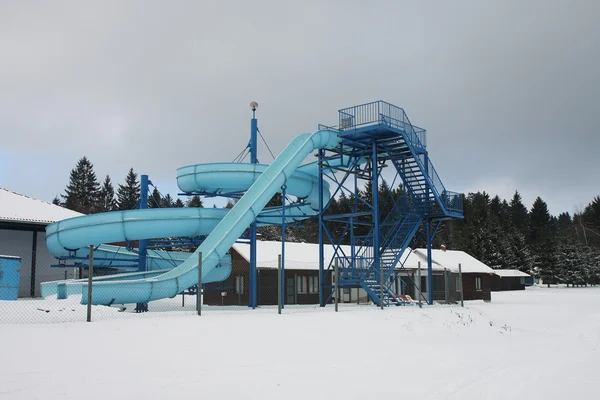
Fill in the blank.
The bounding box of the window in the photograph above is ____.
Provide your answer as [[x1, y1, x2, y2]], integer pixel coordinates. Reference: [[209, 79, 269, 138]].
[[235, 275, 245, 295], [456, 276, 462, 291], [297, 276, 308, 294], [475, 277, 482, 291], [309, 276, 319, 294], [420, 276, 427, 293]]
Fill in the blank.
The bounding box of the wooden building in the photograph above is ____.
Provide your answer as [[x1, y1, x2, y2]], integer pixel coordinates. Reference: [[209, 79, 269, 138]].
[[394, 249, 458, 303], [413, 248, 494, 302], [492, 269, 531, 291], [203, 241, 338, 306]]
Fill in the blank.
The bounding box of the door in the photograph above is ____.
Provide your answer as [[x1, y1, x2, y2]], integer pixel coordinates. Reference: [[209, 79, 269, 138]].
[[286, 276, 296, 305]]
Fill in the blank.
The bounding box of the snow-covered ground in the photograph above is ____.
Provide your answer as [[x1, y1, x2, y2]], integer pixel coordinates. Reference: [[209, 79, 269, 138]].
[[2, 286, 599, 399]]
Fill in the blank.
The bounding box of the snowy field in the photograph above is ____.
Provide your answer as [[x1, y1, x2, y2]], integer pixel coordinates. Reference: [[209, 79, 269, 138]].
[[1, 287, 599, 399]]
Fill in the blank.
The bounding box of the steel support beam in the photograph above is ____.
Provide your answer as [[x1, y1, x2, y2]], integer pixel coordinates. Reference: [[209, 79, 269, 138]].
[[138, 174, 149, 272]]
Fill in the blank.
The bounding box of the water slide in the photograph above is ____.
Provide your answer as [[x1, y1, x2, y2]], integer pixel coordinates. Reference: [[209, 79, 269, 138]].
[[41, 130, 341, 304]]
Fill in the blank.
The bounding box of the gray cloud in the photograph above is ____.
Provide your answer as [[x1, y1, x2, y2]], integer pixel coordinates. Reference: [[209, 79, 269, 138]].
[[1, 0, 598, 214]]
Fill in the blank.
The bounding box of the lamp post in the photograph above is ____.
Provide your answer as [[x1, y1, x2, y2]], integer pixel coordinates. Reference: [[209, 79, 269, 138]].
[[249, 101, 258, 309]]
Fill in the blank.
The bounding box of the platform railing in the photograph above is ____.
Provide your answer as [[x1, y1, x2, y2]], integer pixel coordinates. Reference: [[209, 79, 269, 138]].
[[337, 101, 427, 147], [331, 101, 463, 216]]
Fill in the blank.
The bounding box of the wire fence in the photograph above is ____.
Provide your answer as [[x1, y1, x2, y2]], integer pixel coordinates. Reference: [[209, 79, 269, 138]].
[[1, 253, 466, 324]]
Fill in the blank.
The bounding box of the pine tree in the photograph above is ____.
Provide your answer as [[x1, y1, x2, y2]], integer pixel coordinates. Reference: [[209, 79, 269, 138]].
[[52, 196, 61, 206], [97, 175, 116, 212], [186, 195, 203, 208], [577, 196, 600, 247], [510, 191, 529, 235], [148, 187, 162, 208], [161, 194, 174, 208], [174, 198, 185, 208], [529, 197, 559, 285], [116, 168, 140, 210], [61, 156, 100, 214], [528, 197, 553, 244]]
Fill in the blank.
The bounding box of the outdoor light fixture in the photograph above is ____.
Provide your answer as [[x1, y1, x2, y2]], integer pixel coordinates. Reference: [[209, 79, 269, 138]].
[[250, 101, 258, 111]]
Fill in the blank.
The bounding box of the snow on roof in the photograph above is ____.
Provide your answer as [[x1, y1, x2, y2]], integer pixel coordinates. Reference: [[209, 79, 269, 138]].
[[399, 249, 448, 272], [232, 242, 451, 273], [231, 241, 353, 271], [0, 188, 83, 225], [413, 248, 495, 274], [493, 269, 531, 278]]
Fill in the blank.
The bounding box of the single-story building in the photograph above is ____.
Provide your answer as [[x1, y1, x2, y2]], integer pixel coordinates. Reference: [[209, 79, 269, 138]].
[[203, 240, 338, 306], [413, 248, 494, 302], [0, 188, 82, 297], [492, 269, 532, 291], [394, 249, 458, 303]]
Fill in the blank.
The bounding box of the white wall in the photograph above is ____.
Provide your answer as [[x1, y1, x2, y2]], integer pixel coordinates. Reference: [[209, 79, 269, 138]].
[[0, 229, 75, 297]]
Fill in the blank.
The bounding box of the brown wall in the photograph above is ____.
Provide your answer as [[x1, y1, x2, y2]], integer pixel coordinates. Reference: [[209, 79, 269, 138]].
[[257, 269, 332, 305], [203, 249, 332, 306], [203, 250, 249, 306], [491, 276, 526, 291], [461, 273, 492, 301]]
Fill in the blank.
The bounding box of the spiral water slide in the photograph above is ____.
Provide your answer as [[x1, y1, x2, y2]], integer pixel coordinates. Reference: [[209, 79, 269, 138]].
[[41, 130, 341, 304]]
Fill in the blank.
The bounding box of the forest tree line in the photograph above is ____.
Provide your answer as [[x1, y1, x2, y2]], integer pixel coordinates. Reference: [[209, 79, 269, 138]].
[[57, 157, 600, 286]]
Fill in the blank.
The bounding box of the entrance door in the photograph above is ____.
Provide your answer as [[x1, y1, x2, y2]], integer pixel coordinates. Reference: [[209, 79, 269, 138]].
[[286, 276, 296, 305]]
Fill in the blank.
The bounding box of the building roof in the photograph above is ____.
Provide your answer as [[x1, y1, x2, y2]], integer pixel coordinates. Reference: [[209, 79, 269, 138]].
[[493, 269, 531, 278], [231, 241, 353, 271], [413, 248, 495, 274], [233, 242, 447, 273], [0, 188, 83, 226], [399, 249, 449, 272]]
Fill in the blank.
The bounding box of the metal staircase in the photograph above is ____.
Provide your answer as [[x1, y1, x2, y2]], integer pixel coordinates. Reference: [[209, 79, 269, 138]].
[[319, 101, 463, 307]]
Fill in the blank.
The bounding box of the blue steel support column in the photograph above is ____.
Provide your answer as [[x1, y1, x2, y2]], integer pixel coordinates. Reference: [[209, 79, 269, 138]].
[[372, 141, 381, 307], [138, 174, 149, 272], [281, 184, 286, 309], [249, 103, 258, 308], [426, 220, 433, 305], [351, 165, 357, 280], [318, 149, 325, 307]]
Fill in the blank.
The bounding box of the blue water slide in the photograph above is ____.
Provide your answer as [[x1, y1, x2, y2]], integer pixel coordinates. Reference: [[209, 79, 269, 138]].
[[41, 130, 341, 304]]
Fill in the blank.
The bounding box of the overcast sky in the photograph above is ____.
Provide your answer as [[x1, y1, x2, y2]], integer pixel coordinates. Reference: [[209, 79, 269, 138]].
[[1, 0, 598, 215]]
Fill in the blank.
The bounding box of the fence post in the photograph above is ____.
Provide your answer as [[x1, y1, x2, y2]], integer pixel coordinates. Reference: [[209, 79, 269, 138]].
[[417, 261, 422, 308], [87, 245, 93, 322], [278, 254, 282, 315], [444, 268, 450, 304], [197, 252, 202, 316], [459, 263, 464, 308], [380, 259, 384, 310], [334, 258, 339, 312]]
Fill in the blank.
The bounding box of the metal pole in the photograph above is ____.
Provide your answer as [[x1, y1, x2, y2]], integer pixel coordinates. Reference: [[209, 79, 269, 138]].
[[372, 141, 382, 310], [318, 149, 325, 307], [197, 252, 202, 316], [444, 268, 450, 304], [249, 103, 258, 309], [30, 231, 37, 297], [426, 220, 433, 305], [138, 175, 149, 272], [281, 185, 286, 309], [459, 263, 464, 308], [417, 261, 422, 308], [278, 254, 282, 315], [334, 258, 339, 312], [87, 245, 93, 322]]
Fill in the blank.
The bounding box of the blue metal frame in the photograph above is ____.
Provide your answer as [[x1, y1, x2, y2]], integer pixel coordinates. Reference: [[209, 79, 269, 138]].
[[138, 174, 150, 272], [249, 108, 258, 309], [281, 184, 286, 309], [318, 101, 463, 307]]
